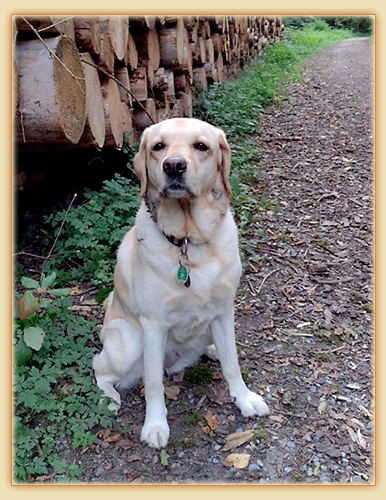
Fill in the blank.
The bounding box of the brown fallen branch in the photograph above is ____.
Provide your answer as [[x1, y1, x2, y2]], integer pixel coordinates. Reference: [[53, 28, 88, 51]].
[[81, 58, 156, 125]]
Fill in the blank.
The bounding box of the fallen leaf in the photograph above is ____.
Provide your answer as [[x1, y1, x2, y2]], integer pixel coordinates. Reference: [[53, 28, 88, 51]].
[[318, 396, 327, 414], [173, 372, 184, 383], [114, 439, 133, 450], [223, 430, 254, 451], [160, 449, 168, 467], [126, 453, 142, 463], [314, 462, 320, 476], [164, 385, 180, 401], [205, 411, 220, 431], [104, 433, 121, 443], [223, 453, 250, 469], [207, 383, 232, 405]]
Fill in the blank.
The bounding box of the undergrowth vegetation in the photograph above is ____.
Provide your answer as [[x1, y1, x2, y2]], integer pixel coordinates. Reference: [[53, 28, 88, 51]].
[[14, 20, 356, 482]]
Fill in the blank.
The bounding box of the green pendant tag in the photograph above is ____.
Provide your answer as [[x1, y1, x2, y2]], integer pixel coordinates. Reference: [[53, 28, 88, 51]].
[[177, 266, 189, 285]]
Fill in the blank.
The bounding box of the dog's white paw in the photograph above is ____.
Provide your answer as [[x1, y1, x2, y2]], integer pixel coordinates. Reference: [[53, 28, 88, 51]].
[[236, 390, 270, 418], [141, 420, 170, 449], [204, 344, 219, 361], [107, 400, 121, 414]]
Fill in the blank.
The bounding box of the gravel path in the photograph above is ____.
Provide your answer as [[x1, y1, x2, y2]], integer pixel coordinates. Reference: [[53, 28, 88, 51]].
[[72, 38, 374, 484]]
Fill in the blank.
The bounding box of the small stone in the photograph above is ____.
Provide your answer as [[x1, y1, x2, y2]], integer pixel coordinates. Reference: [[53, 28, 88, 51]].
[[248, 463, 260, 472], [94, 465, 105, 477], [256, 460, 264, 468], [303, 434, 312, 442]]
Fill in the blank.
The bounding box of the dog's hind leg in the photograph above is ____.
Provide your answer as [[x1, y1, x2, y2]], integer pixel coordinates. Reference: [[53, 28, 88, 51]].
[[93, 318, 143, 412]]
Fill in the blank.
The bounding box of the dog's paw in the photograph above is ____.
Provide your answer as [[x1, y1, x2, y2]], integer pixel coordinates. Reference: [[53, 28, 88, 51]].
[[141, 420, 170, 449], [204, 344, 219, 361], [236, 390, 270, 418]]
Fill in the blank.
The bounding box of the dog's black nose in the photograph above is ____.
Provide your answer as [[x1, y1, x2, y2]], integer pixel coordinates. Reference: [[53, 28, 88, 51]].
[[163, 156, 187, 177]]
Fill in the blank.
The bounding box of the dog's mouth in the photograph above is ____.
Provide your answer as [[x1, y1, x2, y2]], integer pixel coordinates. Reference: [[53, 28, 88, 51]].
[[161, 179, 195, 199]]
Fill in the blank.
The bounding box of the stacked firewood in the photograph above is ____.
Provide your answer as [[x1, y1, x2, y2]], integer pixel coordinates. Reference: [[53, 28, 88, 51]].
[[13, 15, 283, 149]]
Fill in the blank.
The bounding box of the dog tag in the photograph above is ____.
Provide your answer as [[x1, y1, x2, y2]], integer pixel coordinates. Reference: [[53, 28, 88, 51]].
[[177, 265, 189, 286]]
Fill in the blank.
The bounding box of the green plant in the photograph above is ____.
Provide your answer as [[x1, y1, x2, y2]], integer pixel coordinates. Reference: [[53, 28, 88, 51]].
[[44, 172, 140, 286], [184, 363, 213, 386], [13, 273, 115, 482]]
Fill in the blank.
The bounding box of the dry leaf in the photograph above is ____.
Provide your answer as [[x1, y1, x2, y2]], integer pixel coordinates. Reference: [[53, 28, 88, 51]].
[[164, 385, 180, 400], [223, 453, 250, 469], [318, 396, 327, 414], [223, 430, 254, 451], [127, 453, 142, 463], [204, 411, 221, 431], [104, 433, 121, 443], [114, 439, 133, 450]]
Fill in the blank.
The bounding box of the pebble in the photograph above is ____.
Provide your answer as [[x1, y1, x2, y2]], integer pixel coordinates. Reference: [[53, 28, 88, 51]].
[[177, 451, 185, 458], [303, 434, 312, 442], [213, 444, 221, 451], [248, 463, 260, 472], [94, 465, 105, 478]]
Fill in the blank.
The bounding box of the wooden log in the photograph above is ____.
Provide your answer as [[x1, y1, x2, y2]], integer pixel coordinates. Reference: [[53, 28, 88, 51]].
[[109, 16, 129, 61], [144, 16, 157, 30], [78, 53, 105, 148], [15, 36, 86, 144], [130, 67, 147, 101], [205, 38, 214, 65], [158, 19, 185, 66], [95, 32, 114, 72], [131, 26, 160, 87], [215, 51, 225, 83], [153, 67, 175, 103], [121, 102, 135, 147], [171, 99, 183, 118], [156, 100, 171, 122], [15, 15, 73, 35], [204, 62, 218, 84], [133, 98, 157, 131], [74, 16, 101, 55], [101, 77, 124, 148], [114, 67, 132, 106], [192, 67, 207, 91], [125, 32, 138, 70], [174, 72, 190, 93], [180, 91, 193, 118]]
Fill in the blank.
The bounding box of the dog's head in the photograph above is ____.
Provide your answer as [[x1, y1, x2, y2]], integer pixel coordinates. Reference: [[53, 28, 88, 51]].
[[133, 118, 232, 201]]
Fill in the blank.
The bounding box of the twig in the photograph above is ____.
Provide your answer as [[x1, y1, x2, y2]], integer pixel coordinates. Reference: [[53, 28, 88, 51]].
[[13, 251, 46, 260], [257, 269, 279, 294], [314, 344, 346, 355], [20, 16, 85, 94], [81, 59, 156, 125], [36, 16, 76, 34], [46, 193, 77, 260], [313, 277, 354, 285]]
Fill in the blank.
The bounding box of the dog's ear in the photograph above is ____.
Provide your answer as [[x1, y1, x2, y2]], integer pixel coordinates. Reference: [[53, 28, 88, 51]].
[[133, 129, 149, 198], [218, 129, 232, 198]]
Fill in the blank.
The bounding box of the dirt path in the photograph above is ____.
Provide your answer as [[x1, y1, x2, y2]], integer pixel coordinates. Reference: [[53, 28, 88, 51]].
[[77, 38, 374, 484]]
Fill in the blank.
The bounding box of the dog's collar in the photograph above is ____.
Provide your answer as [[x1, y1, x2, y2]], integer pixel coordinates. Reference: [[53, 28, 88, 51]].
[[163, 232, 190, 248]]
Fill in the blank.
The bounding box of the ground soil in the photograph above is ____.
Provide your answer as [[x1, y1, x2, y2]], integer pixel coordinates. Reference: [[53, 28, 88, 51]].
[[42, 38, 375, 484]]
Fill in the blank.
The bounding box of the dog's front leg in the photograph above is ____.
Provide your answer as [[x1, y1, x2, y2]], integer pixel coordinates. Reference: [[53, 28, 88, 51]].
[[210, 310, 270, 418], [139, 318, 170, 449]]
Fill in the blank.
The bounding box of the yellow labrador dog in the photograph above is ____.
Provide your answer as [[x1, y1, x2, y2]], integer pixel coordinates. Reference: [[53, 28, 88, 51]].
[[93, 118, 269, 449]]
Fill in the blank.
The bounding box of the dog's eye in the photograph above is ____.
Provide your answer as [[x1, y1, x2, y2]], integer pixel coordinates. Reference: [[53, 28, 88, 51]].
[[194, 142, 209, 152], [153, 142, 165, 151]]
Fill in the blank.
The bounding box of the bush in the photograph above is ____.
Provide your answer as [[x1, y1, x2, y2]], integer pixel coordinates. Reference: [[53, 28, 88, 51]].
[[44, 173, 140, 286]]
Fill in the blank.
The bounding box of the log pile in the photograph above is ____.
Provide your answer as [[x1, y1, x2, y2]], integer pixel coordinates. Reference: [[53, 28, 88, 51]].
[[13, 15, 283, 149]]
